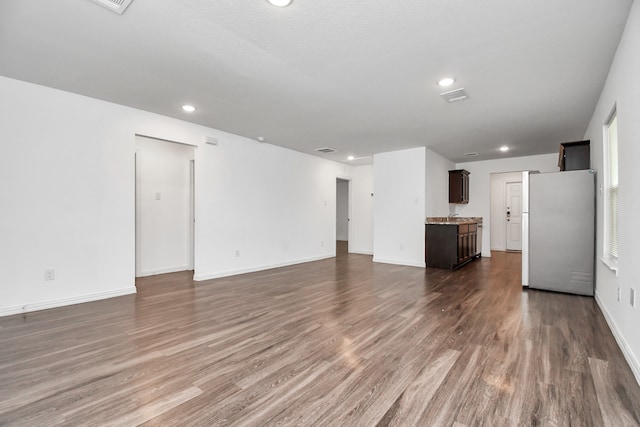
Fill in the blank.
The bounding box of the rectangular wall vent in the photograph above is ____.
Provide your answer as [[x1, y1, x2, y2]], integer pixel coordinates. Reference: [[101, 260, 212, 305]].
[[315, 147, 337, 154], [440, 88, 469, 103], [89, 0, 134, 14]]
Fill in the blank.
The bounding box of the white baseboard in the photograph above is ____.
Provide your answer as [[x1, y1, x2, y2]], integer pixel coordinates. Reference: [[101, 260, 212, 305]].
[[193, 254, 334, 281], [136, 265, 190, 277], [595, 291, 640, 386], [350, 250, 373, 255], [0, 287, 137, 318], [372, 257, 426, 268]]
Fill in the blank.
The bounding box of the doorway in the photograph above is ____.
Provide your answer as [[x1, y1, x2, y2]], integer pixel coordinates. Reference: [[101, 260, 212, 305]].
[[505, 181, 523, 251], [490, 171, 523, 252], [135, 135, 196, 277], [336, 178, 350, 253]]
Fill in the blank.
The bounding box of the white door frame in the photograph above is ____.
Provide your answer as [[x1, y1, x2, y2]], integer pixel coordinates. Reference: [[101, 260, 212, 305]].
[[135, 150, 142, 277], [336, 177, 352, 254], [490, 171, 524, 252], [134, 134, 196, 278], [189, 159, 195, 270]]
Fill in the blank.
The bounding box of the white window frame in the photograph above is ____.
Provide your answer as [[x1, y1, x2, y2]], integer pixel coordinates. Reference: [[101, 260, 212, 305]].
[[601, 107, 619, 275]]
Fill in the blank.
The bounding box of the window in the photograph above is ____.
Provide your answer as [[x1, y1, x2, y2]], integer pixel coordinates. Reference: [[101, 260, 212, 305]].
[[604, 109, 619, 269]]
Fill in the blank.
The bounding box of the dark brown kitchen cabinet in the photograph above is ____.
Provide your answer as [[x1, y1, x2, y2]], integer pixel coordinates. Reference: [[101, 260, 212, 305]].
[[456, 223, 478, 264], [559, 140, 590, 171], [457, 224, 469, 263], [449, 169, 470, 204], [425, 222, 479, 269]]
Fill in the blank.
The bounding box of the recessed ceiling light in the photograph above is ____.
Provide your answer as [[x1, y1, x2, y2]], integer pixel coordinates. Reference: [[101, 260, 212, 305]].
[[438, 77, 455, 87], [257, 136, 266, 142], [267, 0, 293, 6], [182, 105, 196, 113], [499, 146, 510, 152], [347, 155, 355, 161]]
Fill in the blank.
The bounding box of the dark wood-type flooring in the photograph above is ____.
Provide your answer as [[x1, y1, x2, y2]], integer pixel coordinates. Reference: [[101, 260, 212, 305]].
[[1, 243, 640, 426]]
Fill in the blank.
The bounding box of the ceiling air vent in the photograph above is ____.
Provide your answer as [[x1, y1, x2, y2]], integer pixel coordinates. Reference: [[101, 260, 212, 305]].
[[89, 0, 134, 14], [465, 152, 479, 157], [440, 88, 469, 103], [315, 147, 337, 154]]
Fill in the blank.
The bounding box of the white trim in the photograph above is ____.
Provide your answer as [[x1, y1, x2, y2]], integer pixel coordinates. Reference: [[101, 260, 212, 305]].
[[350, 250, 373, 255], [600, 256, 619, 277], [603, 110, 619, 262], [372, 258, 426, 268], [193, 255, 334, 281], [0, 287, 137, 317], [134, 133, 199, 148], [136, 265, 192, 278], [595, 291, 640, 386]]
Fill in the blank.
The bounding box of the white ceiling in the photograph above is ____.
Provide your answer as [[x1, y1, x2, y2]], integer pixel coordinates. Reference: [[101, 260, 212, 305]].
[[0, 0, 632, 164]]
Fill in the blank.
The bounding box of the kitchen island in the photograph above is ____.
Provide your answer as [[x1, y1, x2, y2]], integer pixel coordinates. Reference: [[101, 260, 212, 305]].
[[425, 217, 483, 269]]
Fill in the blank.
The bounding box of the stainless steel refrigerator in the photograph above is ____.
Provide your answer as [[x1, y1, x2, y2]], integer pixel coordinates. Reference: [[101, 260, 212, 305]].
[[521, 170, 595, 296]]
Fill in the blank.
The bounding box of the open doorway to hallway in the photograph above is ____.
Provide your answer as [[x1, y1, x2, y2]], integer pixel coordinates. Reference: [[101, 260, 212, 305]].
[[135, 135, 195, 278], [336, 178, 350, 253]]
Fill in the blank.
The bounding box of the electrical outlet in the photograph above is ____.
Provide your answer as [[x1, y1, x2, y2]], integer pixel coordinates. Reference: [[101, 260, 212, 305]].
[[618, 287, 621, 302], [44, 269, 55, 281], [320, 241, 324, 247], [155, 192, 161, 200], [631, 288, 636, 308], [400, 244, 404, 251], [235, 250, 240, 258]]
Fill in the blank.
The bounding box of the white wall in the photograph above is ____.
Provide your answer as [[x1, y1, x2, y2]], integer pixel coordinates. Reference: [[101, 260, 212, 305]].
[[336, 179, 349, 241], [135, 136, 194, 276], [350, 165, 374, 255], [455, 154, 558, 256], [425, 148, 455, 217], [584, 1, 640, 384], [490, 172, 524, 251], [196, 142, 353, 280], [0, 76, 357, 316], [373, 147, 426, 267]]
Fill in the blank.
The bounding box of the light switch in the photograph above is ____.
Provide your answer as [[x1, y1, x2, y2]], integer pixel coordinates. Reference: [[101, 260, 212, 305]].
[[155, 192, 161, 200]]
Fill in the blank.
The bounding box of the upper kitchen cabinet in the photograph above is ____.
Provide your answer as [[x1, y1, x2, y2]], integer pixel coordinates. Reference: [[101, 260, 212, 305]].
[[558, 140, 590, 171], [449, 169, 470, 204]]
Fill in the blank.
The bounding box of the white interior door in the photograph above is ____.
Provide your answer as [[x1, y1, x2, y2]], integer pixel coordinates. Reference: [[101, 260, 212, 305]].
[[506, 181, 522, 251]]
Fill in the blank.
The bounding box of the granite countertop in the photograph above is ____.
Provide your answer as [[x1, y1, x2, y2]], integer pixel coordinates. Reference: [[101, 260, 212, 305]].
[[425, 216, 483, 225]]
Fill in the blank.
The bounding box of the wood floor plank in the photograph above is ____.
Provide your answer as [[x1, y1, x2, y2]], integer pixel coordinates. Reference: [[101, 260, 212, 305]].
[[1, 245, 639, 426], [416, 345, 485, 426], [104, 386, 203, 427], [381, 348, 461, 427], [590, 357, 640, 426]]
